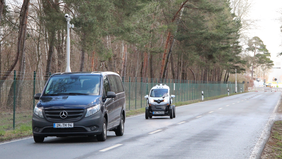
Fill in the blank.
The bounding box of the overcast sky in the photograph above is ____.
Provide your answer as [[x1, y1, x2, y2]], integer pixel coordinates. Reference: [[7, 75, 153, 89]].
[[246, 0, 282, 81], [247, 0, 282, 59]]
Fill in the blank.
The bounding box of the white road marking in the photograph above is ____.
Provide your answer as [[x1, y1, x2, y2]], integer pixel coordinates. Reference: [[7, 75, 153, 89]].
[[226, 105, 229, 107], [178, 121, 186, 125], [100, 144, 123, 152], [196, 116, 202, 118], [218, 108, 222, 110], [232, 103, 235, 104], [209, 111, 214, 113], [149, 129, 162, 135]]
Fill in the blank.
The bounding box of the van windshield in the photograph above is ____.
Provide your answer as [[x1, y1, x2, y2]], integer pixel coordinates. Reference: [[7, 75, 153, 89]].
[[44, 75, 101, 96], [150, 89, 168, 97]]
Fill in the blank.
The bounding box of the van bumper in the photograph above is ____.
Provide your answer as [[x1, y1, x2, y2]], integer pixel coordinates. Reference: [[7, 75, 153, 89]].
[[32, 111, 104, 137]]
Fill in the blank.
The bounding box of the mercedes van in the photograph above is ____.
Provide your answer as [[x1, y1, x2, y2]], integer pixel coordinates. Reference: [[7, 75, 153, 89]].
[[32, 72, 125, 143]]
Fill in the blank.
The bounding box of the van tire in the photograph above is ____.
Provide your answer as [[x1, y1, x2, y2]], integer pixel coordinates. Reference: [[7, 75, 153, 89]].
[[115, 114, 124, 136], [33, 135, 44, 143], [97, 117, 107, 141]]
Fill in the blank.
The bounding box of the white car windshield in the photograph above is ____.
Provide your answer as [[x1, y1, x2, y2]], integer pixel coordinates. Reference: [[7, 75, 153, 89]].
[[150, 89, 168, 97]]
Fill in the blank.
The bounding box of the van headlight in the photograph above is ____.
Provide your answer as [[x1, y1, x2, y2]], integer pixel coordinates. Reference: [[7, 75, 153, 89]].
[[149, 99, 154, 103], [34, 105, 43, 118], [85, 104, 100, 117]]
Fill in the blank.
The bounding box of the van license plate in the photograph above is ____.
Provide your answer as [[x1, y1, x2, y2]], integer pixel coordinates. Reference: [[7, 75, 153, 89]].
[[153, 111, 164, 115], [53, 123, 74, 128]]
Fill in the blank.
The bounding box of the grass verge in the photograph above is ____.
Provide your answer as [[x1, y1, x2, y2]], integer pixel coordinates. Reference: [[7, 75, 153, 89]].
[[261, 96, 282, 159]]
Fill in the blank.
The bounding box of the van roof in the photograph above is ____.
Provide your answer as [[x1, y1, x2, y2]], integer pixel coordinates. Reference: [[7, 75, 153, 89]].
[[51, 71, 120, 77]]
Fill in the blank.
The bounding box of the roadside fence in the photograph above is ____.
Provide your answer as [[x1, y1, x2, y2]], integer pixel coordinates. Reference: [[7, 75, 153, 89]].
[[0, 71, 245, 130]]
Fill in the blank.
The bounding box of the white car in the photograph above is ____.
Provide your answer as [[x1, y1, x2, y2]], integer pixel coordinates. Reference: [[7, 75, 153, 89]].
[[144, 84, 175, 119]]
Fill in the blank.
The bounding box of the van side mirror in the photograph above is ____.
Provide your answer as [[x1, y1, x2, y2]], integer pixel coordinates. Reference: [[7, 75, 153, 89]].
[[171, 95, 175, 98], [107, 91, 116, 98], [34, 93, 41, 100], [144, 95, 148, 99]]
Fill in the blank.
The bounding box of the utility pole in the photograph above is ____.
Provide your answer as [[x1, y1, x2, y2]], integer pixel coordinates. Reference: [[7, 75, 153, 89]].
[[65, 14, 74, 72], [235, 68, 237, 93], [251, 43, 256, 80]]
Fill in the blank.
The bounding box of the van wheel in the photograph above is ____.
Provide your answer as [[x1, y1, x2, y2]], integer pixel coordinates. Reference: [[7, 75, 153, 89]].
[[97, 117, 107, 141], [33, 135, 44, 143], [115, 114, 124, 136]]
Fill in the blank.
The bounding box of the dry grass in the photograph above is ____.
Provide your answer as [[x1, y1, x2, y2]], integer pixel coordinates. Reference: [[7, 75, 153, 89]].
[[0, 111, 33, 142]]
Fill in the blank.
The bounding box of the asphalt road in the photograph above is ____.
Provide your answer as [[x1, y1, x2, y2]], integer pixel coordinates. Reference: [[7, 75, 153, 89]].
[[0, 92, 280, 159]]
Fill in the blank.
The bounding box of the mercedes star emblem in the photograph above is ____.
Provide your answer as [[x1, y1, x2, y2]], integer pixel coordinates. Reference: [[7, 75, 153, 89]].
[[60, 111, 68, 119]]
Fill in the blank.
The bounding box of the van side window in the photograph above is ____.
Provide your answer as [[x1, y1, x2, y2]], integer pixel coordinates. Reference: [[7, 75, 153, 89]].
[[103, 76, 110, 98], [108, 75, 118, 93], [114, 75, 124, 93]]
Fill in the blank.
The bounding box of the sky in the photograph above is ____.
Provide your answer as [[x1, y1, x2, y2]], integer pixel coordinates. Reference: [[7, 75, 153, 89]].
[[247, 0, 282, 57], [246, 0, 282, 82]]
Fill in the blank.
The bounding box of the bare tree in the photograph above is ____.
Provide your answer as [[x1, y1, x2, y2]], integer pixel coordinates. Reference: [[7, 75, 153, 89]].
[[230, 0, 254, 42], [5, 0, 30, 108]]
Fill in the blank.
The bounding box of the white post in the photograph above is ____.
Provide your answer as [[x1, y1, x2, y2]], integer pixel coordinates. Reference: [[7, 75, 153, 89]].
[[235, 69, 237, 93], [228, 89, 229, 96], [202, 91, 204, 101], [65, 14, 73, 72]]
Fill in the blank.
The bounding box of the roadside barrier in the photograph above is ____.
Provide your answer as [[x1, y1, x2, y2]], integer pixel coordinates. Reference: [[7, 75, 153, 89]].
[[0, 71, 245, 130]]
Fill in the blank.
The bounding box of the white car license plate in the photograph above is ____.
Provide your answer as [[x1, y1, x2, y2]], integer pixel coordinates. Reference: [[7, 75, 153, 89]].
[[53, 123, 74, 128], [153, 111, 164, 115]]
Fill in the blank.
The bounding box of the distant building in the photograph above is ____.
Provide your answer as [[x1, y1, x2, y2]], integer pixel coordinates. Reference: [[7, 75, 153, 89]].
[[268, 58, 282, 83]]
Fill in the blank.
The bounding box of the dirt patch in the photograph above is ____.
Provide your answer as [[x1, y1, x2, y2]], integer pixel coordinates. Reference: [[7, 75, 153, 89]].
[[261, 97, 282, 159]]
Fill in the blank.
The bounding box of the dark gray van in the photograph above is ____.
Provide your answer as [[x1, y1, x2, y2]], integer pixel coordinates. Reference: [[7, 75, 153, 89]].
[[32, 72, 126, 143]]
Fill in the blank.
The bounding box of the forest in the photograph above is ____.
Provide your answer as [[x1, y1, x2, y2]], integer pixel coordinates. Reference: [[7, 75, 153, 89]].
[[0, 0, 274, 109]]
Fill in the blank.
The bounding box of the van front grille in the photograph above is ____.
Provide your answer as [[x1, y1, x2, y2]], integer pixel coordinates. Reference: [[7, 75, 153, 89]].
[[44, 109, 85, 122]]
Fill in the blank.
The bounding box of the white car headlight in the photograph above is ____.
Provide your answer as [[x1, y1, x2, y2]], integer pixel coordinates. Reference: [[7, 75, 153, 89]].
[[34, 106, 43, 118], [149, 98, 154, 103], [85, 104, 100, 117]]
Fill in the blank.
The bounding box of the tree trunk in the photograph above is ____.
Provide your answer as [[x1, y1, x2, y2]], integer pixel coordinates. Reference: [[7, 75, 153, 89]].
[[176, 53, 180, 82], [123, 45, 128, 78], [142, 52, 148, 78], [80, 32, 86, 71], [0, 0, 4, 26], [7, 0, 30, 109], [56, 30, 64, 72], [188, 68, 196, 81], [160, 0, 189, 80], [170, 53, 175, 80], [45, 31, 55, 82], [0, 31, 1, 106], [149, 53, 153, 80], [121, 41, 125, 76]]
